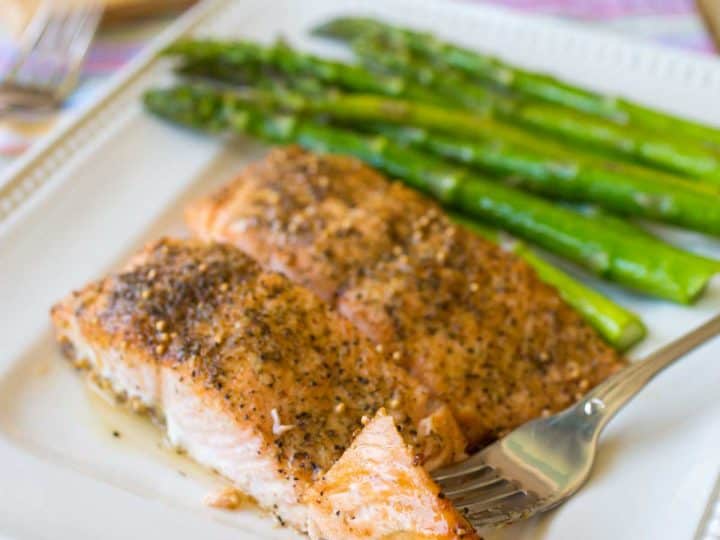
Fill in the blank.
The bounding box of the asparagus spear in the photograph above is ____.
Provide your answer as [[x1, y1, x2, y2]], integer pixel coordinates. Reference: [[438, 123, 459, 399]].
[[185, 86, 720, 235], [367, 123, 720, 235], [143, 84, 719, 303], [575, 205, 664, 239], [512, 104, 720, 181], [195, 85, 677, 171], [164, 39, 442, 104], [176, 57, 336, 100], [450, 214, 646, 350], [165, 39, 720, 182], [351, 36, 720, 182], [313, 17, 720, 147], [351, 35, 501, 111]]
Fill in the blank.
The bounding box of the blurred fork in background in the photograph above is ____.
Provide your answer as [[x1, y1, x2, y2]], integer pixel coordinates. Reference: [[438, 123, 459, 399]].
[[0, 1, 102, 116]]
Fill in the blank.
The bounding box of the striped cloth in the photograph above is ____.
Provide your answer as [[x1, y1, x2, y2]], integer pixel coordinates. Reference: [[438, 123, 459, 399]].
[[0, 1, 714, 166], [480, 0, 714, 52], [481, 0, 697, 18]]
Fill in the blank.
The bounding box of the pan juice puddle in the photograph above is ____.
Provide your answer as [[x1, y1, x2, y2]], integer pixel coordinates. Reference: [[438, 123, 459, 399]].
[[83, 376, 226, 486]]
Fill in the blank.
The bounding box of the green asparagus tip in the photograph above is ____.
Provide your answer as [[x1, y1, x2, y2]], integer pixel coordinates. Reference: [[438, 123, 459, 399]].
[[143, 86, 227, 132], [143, 88, 173, 113], [161, 39, 197, 56], [311, 16, 380, 39], [681, 270, 718, 305], [615, 320, 648, 352], [450, 212, 647, 350]]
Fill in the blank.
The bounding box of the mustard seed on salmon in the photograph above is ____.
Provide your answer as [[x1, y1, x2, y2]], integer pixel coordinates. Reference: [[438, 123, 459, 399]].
[[50, 238, 467, 531], [187, 146, 626, 446]]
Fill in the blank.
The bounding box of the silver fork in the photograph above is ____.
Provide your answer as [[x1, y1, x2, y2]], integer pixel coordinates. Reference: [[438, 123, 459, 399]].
[[0, 1, 103, 116], [433, 312, 720, 530]]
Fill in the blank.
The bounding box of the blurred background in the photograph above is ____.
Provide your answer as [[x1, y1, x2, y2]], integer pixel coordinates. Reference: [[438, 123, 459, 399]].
[[0, 0, 717, 171]]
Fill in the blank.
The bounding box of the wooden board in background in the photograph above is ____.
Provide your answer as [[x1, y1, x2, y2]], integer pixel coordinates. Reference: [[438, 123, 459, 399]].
[[0, 0, 197, 36], [100, 0, 198, 25], [698, 0, 720, 52]]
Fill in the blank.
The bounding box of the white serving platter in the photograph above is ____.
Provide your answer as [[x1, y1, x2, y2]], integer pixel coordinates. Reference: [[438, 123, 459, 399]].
[[1, 0, 720, 538]]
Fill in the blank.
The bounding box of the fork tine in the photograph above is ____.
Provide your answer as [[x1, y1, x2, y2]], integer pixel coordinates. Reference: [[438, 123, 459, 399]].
[[5, 0, 53, 79], [56, 8, 97, 59], [432, 457, 491, 483], [41, 9, 88, 90], [67, 9, 102, 66], [27, 10, 75, 89], [451, 480, 522, 508], [39, 10, 71, 57], [457, 486, 540, 530], [55, 8, 102, 98], [433, 462, 495, 490], [464, 496, 536, 529], [464, 509, 515, 528], [440, 470, 505, 497], [9, 6, 70, 87]]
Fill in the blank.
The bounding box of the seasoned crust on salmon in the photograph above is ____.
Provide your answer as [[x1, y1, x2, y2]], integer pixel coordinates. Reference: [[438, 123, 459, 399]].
[[306, 409, 480, 540], [186, 146, 626, 446], [50, 238, 467, 531]]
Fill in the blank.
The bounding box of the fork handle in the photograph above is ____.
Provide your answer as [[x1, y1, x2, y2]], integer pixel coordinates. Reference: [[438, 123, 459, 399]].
[[582, 312, 720, 432]]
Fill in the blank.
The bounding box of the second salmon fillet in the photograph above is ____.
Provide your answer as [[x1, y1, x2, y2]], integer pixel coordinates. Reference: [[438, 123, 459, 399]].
[[50, 238, 466, 531], [187, 146, 626, 446]]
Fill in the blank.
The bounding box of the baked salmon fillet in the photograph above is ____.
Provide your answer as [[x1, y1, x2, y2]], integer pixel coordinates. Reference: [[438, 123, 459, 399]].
[[307, 409, 480, 540], [187, 146, 626, 446], [50, 238, 467, 531]]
